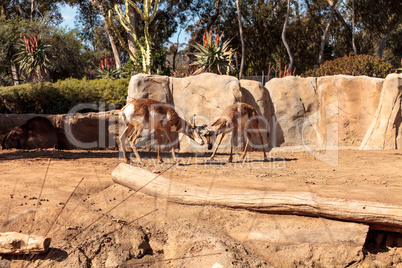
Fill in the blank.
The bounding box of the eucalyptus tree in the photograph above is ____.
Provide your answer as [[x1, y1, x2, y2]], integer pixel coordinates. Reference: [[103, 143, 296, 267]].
[[354, 0, 401, 59], [236, 0, 244, 79], [318, 0, 337, 65], [282, 0, 293, 72]]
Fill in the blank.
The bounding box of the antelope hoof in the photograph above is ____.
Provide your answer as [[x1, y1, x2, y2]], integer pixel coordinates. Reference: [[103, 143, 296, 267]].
[[158, 158, 164, 164], [124, 158, 130, 164], [209, 156, 215, 161], [227, 158, 233, 163], [263, 157, 269, 162]]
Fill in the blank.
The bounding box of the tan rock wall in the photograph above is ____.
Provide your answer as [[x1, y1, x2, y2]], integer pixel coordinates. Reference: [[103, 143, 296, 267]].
[[0, 112, 118, 150], [317, 75, 383, 147], [2, 74, 401, 152], [265, 76, 319, 147], [171, 73, 242, 152], [239, 80, 272, 149], [360, 74, 402, 149], [265, 75, 387, 149], [127, 74, 172, 103]]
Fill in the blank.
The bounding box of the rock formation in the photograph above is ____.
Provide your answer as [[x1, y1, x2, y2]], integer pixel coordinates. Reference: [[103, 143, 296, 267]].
[[360, 74, 402, 149], [1, 73, 401, 152], [2, 117, 60, 149]]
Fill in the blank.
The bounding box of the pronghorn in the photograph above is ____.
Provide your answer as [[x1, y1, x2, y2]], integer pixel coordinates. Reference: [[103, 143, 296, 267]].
[[202, 103, 269, 162], [119, 98, 204, 164]]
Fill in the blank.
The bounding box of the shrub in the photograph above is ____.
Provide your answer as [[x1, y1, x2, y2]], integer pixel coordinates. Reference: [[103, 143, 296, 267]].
[[302, 55, 393, 78], [0, 78, 129, 114]]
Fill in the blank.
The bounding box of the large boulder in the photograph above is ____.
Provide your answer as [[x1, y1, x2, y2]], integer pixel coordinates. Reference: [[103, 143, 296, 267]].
[[360, 74, 402, 149], [127, 74, 172, 104], [317, 75, 383, 148], [171, 73, 243, 152], [239, 79, 272, 149], [265, 75, 384, 149], [59, 111, 118, 150], [265, 76, 319, 147]]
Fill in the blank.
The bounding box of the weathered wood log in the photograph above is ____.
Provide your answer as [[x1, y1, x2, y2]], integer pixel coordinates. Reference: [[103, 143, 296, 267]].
[[0, 232, 51, 254], [112, 163, 402, 233]]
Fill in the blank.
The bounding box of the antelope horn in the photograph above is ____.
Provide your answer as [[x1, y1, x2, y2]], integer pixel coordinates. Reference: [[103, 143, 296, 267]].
[[191, 114, 196, 126]]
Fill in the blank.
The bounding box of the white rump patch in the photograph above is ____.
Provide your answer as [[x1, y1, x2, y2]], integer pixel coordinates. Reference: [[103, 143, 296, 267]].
[[123, 103, 135, 117]]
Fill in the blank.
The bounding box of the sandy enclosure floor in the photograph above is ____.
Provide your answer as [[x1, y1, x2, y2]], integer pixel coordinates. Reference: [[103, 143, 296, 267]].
[[1, 149, 401, 208], [0, 148, 401, 267]]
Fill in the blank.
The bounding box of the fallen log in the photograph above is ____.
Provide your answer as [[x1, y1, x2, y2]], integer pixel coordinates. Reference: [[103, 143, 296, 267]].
[[0, 232, 51, 254], [112, 163, 402, 233]]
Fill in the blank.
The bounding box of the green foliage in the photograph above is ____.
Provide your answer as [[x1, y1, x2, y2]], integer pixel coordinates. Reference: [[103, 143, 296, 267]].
[[97, 68, 126, 80], [191, 30, 234, 75], [0, 78, 129, 114], [46, 28, 98, 81], [302, 55, 394, 78], [0, 17, 28, 86], [0, 17, 101, 84]]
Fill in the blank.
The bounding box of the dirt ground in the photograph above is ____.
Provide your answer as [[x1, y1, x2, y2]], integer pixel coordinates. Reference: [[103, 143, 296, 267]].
[[0, 148, 401, 267]]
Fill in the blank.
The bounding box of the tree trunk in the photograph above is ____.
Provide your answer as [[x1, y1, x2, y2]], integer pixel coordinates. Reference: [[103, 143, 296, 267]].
[[351, 0, 357, 55], [0, 0, 6, 17], [97, 2, 121, 69], [236, 0, 245, 80], [30, 0, 34, 22], [14, 0, 23, 16], [318, 0, 337, 65], [376, 32, 390, 59], [206, 0, 220, 32], [112, 164, 402, 233], [128, 4, 138, 57], [326, 0, 350, 32], [10, 59, 19, 85], [172, 49, 177, 72], [282, 0, 293, 72]]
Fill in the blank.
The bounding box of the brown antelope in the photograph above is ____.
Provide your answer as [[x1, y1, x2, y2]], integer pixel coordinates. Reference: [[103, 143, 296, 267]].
[[119, 98, 204, 164], [202, 103, 269, 162]]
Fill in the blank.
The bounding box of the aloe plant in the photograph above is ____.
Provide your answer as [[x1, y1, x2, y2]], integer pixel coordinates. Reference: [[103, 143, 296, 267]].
[[15, 32, 50, 81], [191, 30, 234, 75], [97, 54, 125, 79]]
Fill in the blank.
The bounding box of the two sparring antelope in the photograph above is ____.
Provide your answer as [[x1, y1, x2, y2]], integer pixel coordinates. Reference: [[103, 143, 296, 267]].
[[119, 99, 269, 164]]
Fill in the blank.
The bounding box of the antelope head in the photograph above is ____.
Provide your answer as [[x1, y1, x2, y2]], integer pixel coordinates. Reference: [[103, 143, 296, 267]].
[[201, 128, 218, 150], [187, 115, 205, 146]]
